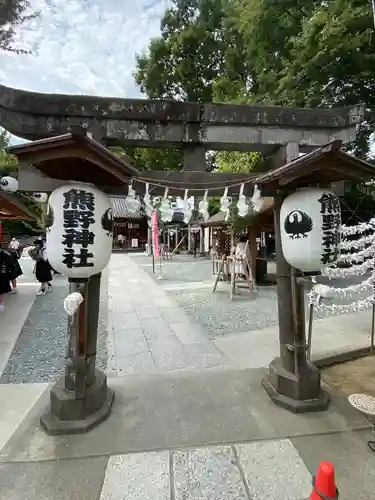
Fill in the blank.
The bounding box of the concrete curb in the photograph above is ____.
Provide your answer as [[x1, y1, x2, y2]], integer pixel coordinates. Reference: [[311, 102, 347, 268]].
[[313, 346, 375, 369]]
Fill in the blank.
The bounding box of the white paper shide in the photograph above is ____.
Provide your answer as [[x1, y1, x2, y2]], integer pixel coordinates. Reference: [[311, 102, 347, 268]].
[[280, 188, 341, 273], [46, 182, 113, 278]]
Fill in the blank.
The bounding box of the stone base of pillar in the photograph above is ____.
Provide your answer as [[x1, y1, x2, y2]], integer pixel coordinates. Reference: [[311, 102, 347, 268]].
[[40, 369, 114, 435], [261, 357, 329, 413]]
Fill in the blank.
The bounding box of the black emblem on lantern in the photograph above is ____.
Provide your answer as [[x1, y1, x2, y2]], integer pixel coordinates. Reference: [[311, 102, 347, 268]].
[[284, 210, 313, 239], [101, 208, 113, 236]]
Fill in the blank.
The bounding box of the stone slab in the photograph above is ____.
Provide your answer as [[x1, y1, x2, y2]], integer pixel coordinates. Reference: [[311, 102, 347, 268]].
[[114, 327, 149, 356], [135, 304, 161, 320], [0, 367, 370, 463], [169, 321, 208, 345], [0, 383, 48, 453], [99, 452, 170, 500], [236, 439, 311, 500], [0, 260, 38, 377], [292, 429, 375, 500], [116, 351, 158, 376], [173, 446, 248, 500], [213, 311, 372, 370], [112, 311, 141, 330], [0, 457, 107, 500]]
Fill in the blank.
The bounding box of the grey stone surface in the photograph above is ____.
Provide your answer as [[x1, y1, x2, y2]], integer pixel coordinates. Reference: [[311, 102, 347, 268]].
[[173, 446, 248, 500], [114, 327, 149, 356], [100, 452, 170, 500], [0, 457, 108, 500], [0, 367, 370, 463], [236, 439, 311, 500], [134, 254, 371, 338], [116, 351, 158, 376], [292, 429, 375, 500], [135, 304, 161, 320], [1, 269, 109, 384], [112, 311, 141, 330]]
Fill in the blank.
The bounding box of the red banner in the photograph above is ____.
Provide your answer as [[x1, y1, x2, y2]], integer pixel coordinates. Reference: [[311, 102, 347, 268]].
[[151, 210, 160, 258]]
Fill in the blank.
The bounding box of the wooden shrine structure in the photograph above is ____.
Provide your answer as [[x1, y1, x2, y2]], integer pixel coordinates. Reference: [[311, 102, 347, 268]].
[[3, 83, 375, 428]]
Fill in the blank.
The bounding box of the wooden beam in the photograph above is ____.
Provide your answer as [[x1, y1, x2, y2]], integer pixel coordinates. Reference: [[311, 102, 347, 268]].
[[18, 165, 256, 196]]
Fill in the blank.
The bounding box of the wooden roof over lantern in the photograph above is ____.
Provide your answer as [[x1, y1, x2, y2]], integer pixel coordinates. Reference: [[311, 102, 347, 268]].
[[255, 140, 375, 194], [7, 126, 140, 188], [0, 191, 38, 220]]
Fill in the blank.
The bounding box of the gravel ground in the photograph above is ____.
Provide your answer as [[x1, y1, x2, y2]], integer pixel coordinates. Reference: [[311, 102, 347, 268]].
[[132, 253, 371, 338], [1, 266, 109, 384]]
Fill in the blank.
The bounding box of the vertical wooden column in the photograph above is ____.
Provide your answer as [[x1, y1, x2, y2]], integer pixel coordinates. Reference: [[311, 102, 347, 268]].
[[262, 142, 329, 413]]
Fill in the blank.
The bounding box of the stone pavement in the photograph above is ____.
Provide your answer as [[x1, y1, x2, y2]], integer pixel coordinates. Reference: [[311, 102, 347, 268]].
[[1, 253, 375, 499], [1, 367, 374, 500], [0, 257, 38, 377], [107, 254, 226, 377]]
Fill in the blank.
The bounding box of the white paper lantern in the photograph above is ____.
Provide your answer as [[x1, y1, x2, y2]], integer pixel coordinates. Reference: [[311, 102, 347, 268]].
[[0, 176, 18, 193], [280, 188, 341, 273], [45, 182, 113, 278]]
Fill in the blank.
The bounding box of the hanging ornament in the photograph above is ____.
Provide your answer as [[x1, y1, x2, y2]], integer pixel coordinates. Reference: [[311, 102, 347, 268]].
[[237, 184, 249, 218], [159, 188, 174, 222], [175, 194, 185, 211], [32, 192, 48, 203], [280, 188, 341, 274], [198, 190, 209, 221], [251, 184, 263, 212], [125, 181, 141, 212], [181, 189, 194, 223], [220, 187, 231, 221]]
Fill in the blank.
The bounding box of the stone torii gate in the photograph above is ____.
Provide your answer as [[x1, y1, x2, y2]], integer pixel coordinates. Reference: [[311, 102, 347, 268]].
[[1, 84, 368, 430]]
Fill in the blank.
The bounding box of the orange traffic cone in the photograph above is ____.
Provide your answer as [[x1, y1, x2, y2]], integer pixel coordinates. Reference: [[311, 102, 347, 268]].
[[310, 461, 339, 500]]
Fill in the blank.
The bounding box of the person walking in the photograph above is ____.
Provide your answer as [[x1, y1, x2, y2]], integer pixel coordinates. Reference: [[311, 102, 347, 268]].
[[0, 245, 12, 312], [33, 238, 52, 296], [8, 237, 23, 293]]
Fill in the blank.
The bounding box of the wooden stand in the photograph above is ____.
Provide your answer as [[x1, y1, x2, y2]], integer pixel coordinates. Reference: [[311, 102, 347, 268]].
[[212, 243, 256, 300]]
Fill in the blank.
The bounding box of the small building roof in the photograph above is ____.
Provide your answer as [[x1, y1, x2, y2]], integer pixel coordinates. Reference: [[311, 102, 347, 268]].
[[110, 195, 144, 219], [255, 140, 375, 194], [0, 191, 38, 220], [8, 126, 140, 187]]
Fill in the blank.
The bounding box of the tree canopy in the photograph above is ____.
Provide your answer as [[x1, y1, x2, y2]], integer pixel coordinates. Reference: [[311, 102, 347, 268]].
[[134, 0, 375, 160], [0, 0, 39, 54]]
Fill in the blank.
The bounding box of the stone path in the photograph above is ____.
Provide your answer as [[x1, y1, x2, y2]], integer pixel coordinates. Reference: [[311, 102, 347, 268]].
[[1, 258, 109, 383], [1, 253, 375, 499], [0, 258, 38, 377], [107, 254, 226, 377], [0, 367, 374, 500], [133, 253, 370, 337]]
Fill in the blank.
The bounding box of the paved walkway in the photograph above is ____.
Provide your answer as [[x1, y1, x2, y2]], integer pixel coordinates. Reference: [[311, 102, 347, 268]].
[[107, 254, 226, 377], [0, 258, 38, 377], [1, 253, 375, 499]]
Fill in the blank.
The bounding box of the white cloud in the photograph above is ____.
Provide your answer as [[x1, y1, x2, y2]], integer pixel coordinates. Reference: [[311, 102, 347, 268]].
[[0, 0, 171, 97]]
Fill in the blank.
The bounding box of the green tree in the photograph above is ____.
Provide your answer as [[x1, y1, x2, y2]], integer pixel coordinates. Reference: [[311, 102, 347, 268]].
[[0, 0, 39, 54], [215, 151, 263, 173], [230, 0, 375, 157], [276, 0, 375, 157], [134, 0, 248, 102], [111, 147, 183, 172]]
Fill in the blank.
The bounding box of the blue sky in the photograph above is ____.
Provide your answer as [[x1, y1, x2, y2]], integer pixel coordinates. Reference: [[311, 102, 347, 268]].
[[1, 0, 171, 142]]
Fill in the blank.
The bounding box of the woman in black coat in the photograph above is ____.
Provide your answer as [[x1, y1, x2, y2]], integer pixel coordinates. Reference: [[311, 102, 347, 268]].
[[0, 246, 12, 312], [33, 239, 53, 296], [7, 247, 23, 293]]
